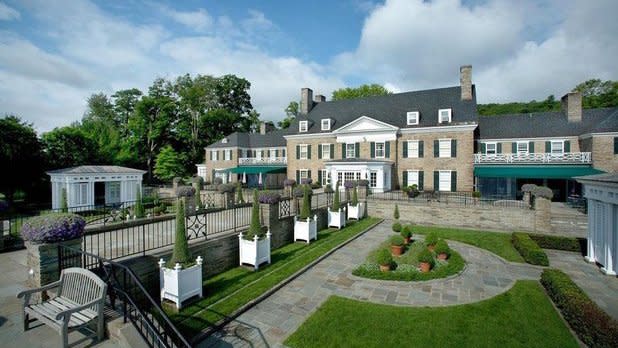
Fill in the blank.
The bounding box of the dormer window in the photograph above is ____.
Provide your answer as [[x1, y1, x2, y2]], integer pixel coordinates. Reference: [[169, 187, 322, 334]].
[[321, 119, 331, 131], [299, 121, 308, 132], [439, 108, 452, 123], [221, 138, 228, 144], [407, 111, 419, 125]]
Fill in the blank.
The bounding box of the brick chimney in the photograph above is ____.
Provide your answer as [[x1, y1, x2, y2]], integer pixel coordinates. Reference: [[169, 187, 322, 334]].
[[460, 65, 472, 101], [561, 92, 582, 122], [259, 122, 275, 134], [300, 88, 314, 114], [314, 94, 326, 103]]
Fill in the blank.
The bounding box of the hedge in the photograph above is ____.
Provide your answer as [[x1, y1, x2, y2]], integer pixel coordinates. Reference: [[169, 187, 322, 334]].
[[541, 269, 618, 347], [528, 233, 586, 253], [511, 232, 549, 266]]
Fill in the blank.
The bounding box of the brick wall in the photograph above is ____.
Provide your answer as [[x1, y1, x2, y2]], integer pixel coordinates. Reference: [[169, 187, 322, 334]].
[[286, 137, 337, 181], [203, 147, 239, 182], [591, 135, 618, 173]]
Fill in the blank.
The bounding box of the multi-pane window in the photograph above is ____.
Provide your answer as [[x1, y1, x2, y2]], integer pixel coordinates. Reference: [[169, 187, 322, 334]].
[[346, 143, 356, 158], [300, 144, 308, 159], [337, 172, 343, 185], [269, 149, 276, 158], [299, 121, 308, 132], [224, 150, 231, 161], [551, 141, 564, 154], [438, 108, 452, 123], [439, 171, 451, 192], [486, 142, 497, 155], [344, 172, 355, 183], [439, 139, 452, 158], [320, 170, 329, 186], [407, 141, 419, 158], [517, 142, 528, 154], [299, 170, 309, 182], [321, 119, 330, 131], [407, 170, 419, 187], [407, 111, 419, 125], [370, 171, 377, 188], [322, 144, 331, 159], [211, 150, 218, 161], [375, 142, 385, 158], [74, 183, 88, 205]]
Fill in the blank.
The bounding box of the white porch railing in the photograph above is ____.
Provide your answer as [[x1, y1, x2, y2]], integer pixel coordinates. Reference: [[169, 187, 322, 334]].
[[473, 152, 592, 164], [238, 157, 287, 165]]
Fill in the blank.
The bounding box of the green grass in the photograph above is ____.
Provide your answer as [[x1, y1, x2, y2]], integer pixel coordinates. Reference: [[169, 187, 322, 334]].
[[285, 281, 578, 348], [353, 239, 465, 281], [413, 225, 525, 263], [170, 217, 381, 337]]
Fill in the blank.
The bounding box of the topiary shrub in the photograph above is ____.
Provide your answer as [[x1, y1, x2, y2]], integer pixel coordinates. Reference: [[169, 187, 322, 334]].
[[512, 232, 549, 266], [299, 185, 312, 220], [393, 204, 400, 220], [244, 190, 265, 241], [134, 186, 145, 218], [236, 183, 245, 203], [60, 188, 68, 213], [351, 186, 359, 206], [324, 185, 334, 194], [168, 198, 192, 267], [175, 185, 195, 198], [258, 191, 281, 205], [521, 184, 537, 193], [376, 248, 393, 266], [331, 182, 341, 212], [392, 221, 402, 233], [390, 235, 405, 247], [217, 183, 236, 194], [418, 248, 435, 266], [532, 186, 554, 200], [434, 239, 450, 257], [541, 269, 618, 348], [401, 225, 413, 239], [425, 232, 439, 246], [21, 213, 85, 243]]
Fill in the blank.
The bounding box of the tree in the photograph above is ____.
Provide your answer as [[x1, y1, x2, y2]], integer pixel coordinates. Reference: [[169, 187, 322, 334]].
[[168, 198, 192, 267], [244, 190, 263, 240], [0, 116, 44, 205], [331, 84, 391, 101], [60, 188, 68, 213], [41, 126, 101, 169], [300, 185, 312, 219], [574, 79, 618, 108], [111, 88, 143, 134], [134, 187, 145, 218], [278, 101, 299, 129], [154, 145, 185, 182]]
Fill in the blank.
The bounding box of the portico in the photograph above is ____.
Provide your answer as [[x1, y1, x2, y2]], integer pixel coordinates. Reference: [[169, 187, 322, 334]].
[[325, 159, 393, 193]]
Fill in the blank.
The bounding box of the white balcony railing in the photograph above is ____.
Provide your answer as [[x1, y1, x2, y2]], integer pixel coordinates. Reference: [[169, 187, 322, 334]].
[[238, 157, 287, 165], [473, 152, 591, 165]]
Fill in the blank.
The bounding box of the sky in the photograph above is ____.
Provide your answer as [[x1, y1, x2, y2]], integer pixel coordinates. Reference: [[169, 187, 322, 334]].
[[0, 0, 617, 132]]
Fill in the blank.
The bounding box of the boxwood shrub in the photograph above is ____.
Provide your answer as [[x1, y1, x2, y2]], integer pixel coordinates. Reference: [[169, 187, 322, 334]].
[[392, 222, 402, 233], [528, 233, 585, 253], [541, 269, 618, 347], [21, 213, 86, 243], [511, 232, 549, 266]]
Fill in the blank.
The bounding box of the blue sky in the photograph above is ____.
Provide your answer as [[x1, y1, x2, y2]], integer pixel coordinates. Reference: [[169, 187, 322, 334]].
[[0, 0, 617, 132]]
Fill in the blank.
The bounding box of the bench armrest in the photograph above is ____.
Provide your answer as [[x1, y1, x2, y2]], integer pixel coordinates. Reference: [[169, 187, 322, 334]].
[[17, 281, 61, 306], [55, 297, 104, 321]]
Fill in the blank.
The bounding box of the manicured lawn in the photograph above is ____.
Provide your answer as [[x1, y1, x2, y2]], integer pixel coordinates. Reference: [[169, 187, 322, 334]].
[[412, 225, 525, 263], [353, 238, 465, 281], [170, 217, 382, 337], [285, 280, 578, 348]]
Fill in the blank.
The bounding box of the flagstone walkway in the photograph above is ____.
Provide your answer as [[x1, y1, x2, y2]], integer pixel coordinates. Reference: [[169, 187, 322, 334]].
[[200, 221, 542, 348]]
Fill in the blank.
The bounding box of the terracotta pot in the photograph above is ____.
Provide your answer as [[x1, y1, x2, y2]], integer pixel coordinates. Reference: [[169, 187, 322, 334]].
[[420, 262, 431, 273], [379, 264, 390, 272], [391, 245, 403, 256], [404, 237, 411, 245], [437, 253, 448, 260], [427, 244, 435, 252]]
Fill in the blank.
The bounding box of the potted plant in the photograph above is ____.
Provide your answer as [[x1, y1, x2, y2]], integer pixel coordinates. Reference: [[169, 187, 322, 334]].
[[294, 185, 317, 243], [390, 235, 405, 256], [425, 232, 439, 251], [159, 187, 203, 309], [328, 182, 346, 229], [239, 190, 272, 269], [400, 225, 413, 244], [347, 185, 364, 220], [392, 221, 402, 233], [418, 249, 434, 273], [472, 191, 481, 204], [376, 248, 393, 272], [435, 239, 451, 260]]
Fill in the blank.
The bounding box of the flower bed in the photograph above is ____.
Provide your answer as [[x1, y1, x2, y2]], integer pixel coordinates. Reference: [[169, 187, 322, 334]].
[[21, 213, 86, 243]]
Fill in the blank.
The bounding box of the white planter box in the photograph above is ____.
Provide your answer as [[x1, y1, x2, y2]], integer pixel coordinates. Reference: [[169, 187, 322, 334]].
[[348, 202, 364, 220], [328, 208, 346, 229], [239, 231, 271, 270], [159, 257, 203, 309], [294, 215, 318, 243]]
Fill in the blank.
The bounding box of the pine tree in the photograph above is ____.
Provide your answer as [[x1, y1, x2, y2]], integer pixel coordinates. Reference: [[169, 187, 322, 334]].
[[134, 186, 145, 218], [300, 185, 312, 219], [331, 182, 340, 212], [244, 190, 263, 240], [60, 188, 68, 213], [168, 198, 192, 267]]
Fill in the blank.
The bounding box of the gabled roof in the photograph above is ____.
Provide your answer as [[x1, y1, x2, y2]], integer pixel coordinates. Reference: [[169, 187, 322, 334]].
[[478, 107, 618, 139], [47, 165, 146, 175], [207, 128, 289, 149], [288, 86, 478, 135]]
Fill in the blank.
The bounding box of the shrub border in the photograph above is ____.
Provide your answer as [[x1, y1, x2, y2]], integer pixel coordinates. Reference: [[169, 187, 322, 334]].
[[512, 232, 549, 266]]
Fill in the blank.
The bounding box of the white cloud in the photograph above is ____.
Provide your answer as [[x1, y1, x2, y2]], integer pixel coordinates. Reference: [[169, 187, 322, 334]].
[[0, 2, 19, 20], [168, 8, 212, 32]]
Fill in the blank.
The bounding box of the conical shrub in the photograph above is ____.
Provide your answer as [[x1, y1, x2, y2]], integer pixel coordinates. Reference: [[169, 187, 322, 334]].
[[134, 186, 145, 218], [60, 188, 68, 213], [168, 198, 192, 267], [351, 186, 359, 206], [244, 190, 264, 240], [300, 185, 312, 219], [331, 182, 340, 212], [237, 183, 245, 203], [193, 182, 203, 210]]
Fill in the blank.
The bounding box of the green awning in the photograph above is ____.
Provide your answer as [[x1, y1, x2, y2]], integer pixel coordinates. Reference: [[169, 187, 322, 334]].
[[229, 166, 287, 174], [474, 166, 604, 179]]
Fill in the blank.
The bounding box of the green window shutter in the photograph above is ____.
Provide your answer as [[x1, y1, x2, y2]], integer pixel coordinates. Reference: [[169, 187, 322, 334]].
[[481, 142, 486, 153], [385, 141, 390, 158], [419, 141, 424, 158], [434, 140, 439, 157], [296, 145, 300, 159], [318, 170, 322, 184], [497, 143, 502, 153], [275, 149, 279, 157], [419, 171, 424, 191], [451, 139, 457, 157], [433, 171, 439, 191], [355, 143, 360, 158], [529, 142, 534, 152], [614, 138, 618, 154], [308, 145, 312, 159], [209, 151, 212, 160], [330, 144, 335, 158], [451, 171, 457, 192], [296, 170, 300, 183], [403, 171, 408, 188], [545, 141, 551, 152], [512, 142, 517, 153], [564, 140, 571, 152], [342, 143, 346, 158], [318, 144, 322, 159], [402, 141, 408, 158], [370, 142, 375, 158], [308, 170, 312, 178]]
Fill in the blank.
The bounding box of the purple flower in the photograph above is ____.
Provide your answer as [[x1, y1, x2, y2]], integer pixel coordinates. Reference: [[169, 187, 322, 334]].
[[301, 178, 313, 185], [344, 180, 355, 189], [283, 179, 296, 187], [21, 213, 86, 243], [258, 192, 281, 205]]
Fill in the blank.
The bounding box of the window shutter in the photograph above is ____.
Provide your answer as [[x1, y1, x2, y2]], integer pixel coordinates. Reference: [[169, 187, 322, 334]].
[[296, 170, 300, 183], [355, 143, 360, 158], [497, 143, 502, 154], [296, 145, 300, 159], [318, 144, 322, 159], [529, 142, 534, 153], [262, 150, 265, 157], [434, 140, 439, 157], [342, 143, 346, 158], [419, 171, 424, 191], [419, 141, 424, 158], [308, 145, 312, 159], [209, 151, 212, 160], [451, 171, 457, 192], [308, 170, 312, 178], [330, 144, 335, 158], [433, 171, 439, 191], [370, 142, 375, 158], [403, 171, 408, 188], [385, 141, 390, 158], [545, 141, 551, 152], [564, 140, 571, 152], [481, 142, 486, 153], [318, 170, 322, 184], [614, 138, 618, 154], [451, 139, 457, 157], [275, 149, 279, 157], [512, 142, 517, 153], [402, 141, 408, 158]]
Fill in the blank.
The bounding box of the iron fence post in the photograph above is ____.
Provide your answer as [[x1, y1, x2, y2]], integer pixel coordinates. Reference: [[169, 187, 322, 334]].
[[142, 223, 146, 257]]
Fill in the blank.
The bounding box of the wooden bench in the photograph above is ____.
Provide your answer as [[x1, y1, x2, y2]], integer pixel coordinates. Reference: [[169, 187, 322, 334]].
[[17, 267, 108, 348]]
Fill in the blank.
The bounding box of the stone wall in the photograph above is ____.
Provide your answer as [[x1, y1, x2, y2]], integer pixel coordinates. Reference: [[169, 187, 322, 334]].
[[591, 135, 618, 173]]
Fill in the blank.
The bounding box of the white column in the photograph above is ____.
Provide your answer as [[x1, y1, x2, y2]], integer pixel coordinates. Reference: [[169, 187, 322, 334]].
[[376, 168, 384, 192], [65, 179, 72, 209], [586, 200, 597, 263]]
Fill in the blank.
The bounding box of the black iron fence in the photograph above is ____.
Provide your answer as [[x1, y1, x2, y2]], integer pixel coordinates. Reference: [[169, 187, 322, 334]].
[[367, 190, 528, 209], [279, 192, 354, 219]]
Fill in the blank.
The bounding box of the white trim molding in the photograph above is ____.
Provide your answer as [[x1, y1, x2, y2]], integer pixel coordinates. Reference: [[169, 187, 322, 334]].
[[399, 123, 477, 134]]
